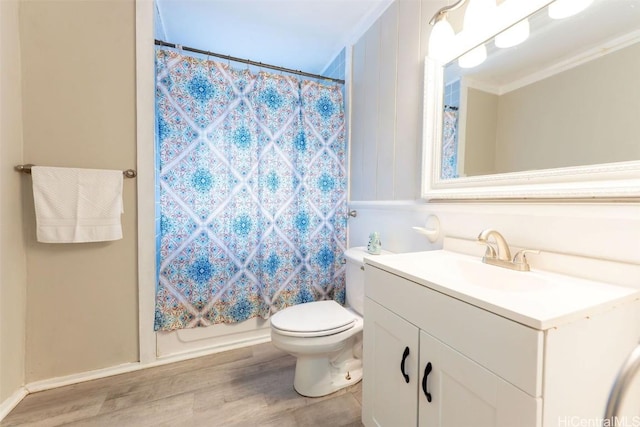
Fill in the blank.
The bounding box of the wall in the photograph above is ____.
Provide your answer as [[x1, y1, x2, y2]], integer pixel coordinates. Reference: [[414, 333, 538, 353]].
[[154, 1, 167, 40], [459, 42, 640, 176], [495, 42, 640, 173], [350, 0, 424, 201], [0, 0, 27, 404], [19, 0, 138, 382], [323, 48, 347, 82], [462, 87, 497, 177], [348, 0, 640, 269]]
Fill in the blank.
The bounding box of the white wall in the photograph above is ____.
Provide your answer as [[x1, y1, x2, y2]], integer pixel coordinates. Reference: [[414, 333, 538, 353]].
[[0, 0, 27, 406], [349, 202, 640, 267], [350, 0, 425, 201], [348, 0, 640, 269]]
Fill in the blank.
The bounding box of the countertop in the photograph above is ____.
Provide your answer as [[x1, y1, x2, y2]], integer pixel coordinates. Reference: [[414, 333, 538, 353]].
[[364, 249, 640, 330]]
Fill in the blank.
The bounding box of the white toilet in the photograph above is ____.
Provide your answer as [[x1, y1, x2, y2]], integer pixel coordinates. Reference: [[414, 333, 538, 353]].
[[270, 246, 391, 397]]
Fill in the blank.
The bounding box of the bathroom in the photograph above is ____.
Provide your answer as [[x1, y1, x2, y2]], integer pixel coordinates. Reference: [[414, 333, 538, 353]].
[[1, 0, 639, 425]]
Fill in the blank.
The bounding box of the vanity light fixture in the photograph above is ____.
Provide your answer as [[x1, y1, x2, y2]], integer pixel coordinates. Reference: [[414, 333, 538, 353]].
[[494, 18, 530, 48], [428, 0, 498, 67], [458, 44, 487, 68], [428, 17, 456, 61], [548, 0, 594, 20], [428, 0, 467, 61], [463, 0, 497, 32], [428, 0, 468, 27], [458, 0, 496, 67]]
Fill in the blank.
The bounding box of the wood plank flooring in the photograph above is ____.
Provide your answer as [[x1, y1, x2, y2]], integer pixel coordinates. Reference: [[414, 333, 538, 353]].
[[1, 343, 363, 427]]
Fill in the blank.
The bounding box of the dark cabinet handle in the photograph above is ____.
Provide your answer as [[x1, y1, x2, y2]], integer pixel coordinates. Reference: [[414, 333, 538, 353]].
[[422, 362, 433, 402], [400, 346, 410, 383]]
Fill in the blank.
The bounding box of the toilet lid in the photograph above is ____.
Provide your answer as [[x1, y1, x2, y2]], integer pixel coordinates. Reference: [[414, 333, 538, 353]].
[[271, 300, 356, 337]]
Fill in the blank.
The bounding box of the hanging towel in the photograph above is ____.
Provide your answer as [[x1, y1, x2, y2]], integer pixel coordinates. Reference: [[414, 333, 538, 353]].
[[31, 166, 124, 243]]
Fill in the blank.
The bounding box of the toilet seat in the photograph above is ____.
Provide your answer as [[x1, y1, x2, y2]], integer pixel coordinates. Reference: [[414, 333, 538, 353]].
[[271, 300, 356, 337]]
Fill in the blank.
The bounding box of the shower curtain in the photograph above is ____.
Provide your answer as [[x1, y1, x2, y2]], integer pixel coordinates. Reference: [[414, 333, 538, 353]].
[[154, 50, 347, 331], [440, 108, 459, 179]]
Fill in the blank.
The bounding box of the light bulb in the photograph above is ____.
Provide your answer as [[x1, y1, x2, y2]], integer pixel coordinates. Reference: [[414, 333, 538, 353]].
[[548, 0, 594, 19], [428, 18, 455, 62], [495, 18, 529, 48], [463, 0, 497, 32], [458, 44, 487, 68]]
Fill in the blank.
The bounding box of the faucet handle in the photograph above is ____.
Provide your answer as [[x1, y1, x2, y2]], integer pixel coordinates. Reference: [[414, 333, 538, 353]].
[[512, 249, 540, 266], [478, 241, 497, 259]]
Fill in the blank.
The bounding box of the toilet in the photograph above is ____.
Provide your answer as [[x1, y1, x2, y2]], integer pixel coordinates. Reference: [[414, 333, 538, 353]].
[[270, 246, 391, 397]]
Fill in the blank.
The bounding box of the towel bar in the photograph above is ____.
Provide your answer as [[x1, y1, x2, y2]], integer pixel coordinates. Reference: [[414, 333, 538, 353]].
[[15, 164, 137, 178]]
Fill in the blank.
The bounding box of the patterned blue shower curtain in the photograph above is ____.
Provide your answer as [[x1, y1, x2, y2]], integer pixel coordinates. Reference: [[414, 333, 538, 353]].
[[154, 50, 347, 331], [440, 108, 459, 179]]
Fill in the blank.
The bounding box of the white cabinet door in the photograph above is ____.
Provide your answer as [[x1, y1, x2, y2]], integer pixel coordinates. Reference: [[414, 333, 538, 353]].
[[363, 298, 420, 427], [418, 331, 541, 427]]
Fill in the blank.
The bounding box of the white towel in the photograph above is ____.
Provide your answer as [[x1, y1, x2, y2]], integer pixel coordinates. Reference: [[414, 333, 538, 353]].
[[31, 166, 124, 243]]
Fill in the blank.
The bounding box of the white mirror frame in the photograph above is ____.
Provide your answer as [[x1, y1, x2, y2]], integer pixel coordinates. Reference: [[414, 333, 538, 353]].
[[421, 0, 640, 200]]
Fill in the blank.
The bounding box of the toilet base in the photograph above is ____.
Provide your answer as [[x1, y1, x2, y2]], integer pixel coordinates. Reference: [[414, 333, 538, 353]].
[[293, 353, 363, 397], [270, 309, 364, 398]]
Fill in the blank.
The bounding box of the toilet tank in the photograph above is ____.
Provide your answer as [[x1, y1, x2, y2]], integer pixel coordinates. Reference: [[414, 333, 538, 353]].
[[344, 246, 393, 315]]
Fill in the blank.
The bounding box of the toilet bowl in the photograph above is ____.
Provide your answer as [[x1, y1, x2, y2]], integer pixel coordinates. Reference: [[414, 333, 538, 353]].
[[271, 300, 364, 397], [270, 246, 392, 397]]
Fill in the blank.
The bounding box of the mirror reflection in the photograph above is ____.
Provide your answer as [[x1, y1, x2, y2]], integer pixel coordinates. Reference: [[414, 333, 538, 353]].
[[440, 0, 640, 180]]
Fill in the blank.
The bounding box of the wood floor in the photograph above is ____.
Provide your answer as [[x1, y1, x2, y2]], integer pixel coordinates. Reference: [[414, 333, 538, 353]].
[[1, 343, 364, 427]]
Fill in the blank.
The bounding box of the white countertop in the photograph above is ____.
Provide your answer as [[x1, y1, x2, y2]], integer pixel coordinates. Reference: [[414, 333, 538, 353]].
[[364, 250, 640, 330]]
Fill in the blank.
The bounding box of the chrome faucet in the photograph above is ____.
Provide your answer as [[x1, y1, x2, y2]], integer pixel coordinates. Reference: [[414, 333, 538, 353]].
[[477, 229, 539, 272]]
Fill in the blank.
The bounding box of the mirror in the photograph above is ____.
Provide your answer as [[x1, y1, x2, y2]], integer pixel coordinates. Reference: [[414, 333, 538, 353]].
[[423, 0, 640, 200]]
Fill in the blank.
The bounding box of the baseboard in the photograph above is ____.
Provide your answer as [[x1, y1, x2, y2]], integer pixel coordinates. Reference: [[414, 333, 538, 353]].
[[26, 362, 143, 393], [1, 332, 271, 422], [0, 387, 28, 422], [25, 332, 271, 394]]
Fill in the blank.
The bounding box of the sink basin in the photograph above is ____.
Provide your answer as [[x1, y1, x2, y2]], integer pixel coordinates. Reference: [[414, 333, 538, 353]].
[[364, 249, 639, 329], [434, 254, 552, 292]]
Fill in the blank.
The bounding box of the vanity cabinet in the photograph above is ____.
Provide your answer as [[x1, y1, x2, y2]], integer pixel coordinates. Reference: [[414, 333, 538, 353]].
[[364, 298, 538, 427], [362, 255, 640, 427], [418, 328, 538, 427], [362, 298, 419, 427]]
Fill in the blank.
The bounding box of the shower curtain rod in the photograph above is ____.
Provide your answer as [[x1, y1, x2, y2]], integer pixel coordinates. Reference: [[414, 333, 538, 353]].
[[155, 39, 345, 85]]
